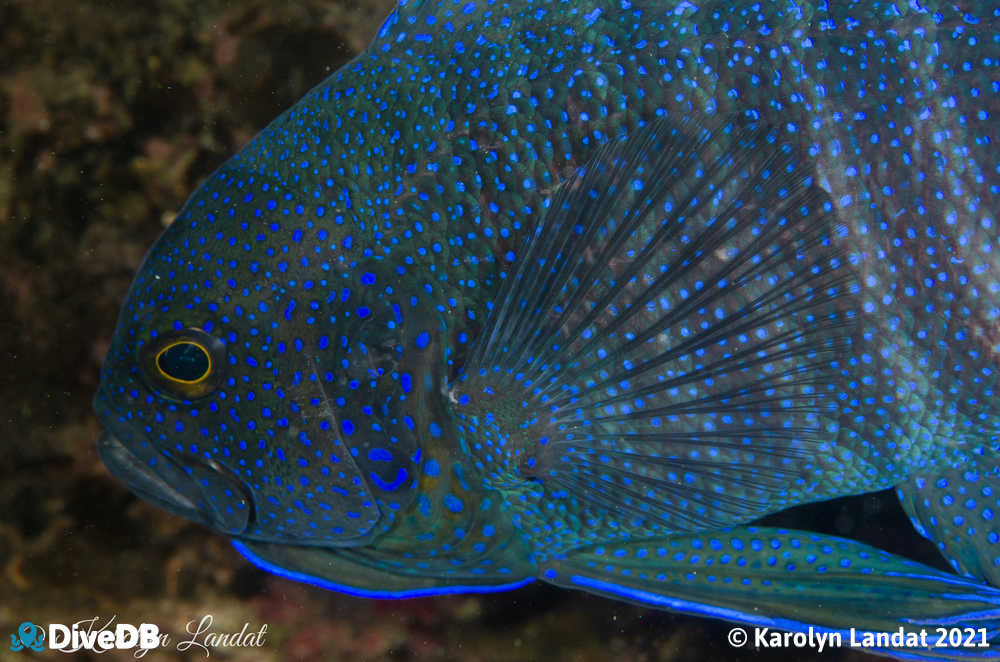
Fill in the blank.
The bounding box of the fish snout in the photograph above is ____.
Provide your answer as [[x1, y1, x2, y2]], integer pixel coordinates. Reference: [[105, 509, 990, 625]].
[[96, 422, 253, 536]]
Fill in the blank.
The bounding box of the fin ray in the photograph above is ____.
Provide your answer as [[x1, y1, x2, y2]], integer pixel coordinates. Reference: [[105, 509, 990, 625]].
[[457, 117, 858, 530], [541, 527, 1000, 660]]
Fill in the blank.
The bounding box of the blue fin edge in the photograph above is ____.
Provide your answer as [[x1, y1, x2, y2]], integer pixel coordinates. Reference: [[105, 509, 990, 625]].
[[231, 540, 535, 598], [565, 574, 1000, 661]]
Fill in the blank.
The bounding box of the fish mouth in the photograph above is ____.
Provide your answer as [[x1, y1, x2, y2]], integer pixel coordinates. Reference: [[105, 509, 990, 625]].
[[97, 423, 253, 536]]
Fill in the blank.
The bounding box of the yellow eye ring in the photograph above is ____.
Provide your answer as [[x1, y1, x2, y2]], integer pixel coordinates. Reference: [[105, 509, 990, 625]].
[[155, 340, 212, 384], [141, 328, 225, 400]]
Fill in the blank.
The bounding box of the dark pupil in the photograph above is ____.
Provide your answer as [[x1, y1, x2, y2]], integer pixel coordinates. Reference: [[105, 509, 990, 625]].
[[158, 343, 209, 382]]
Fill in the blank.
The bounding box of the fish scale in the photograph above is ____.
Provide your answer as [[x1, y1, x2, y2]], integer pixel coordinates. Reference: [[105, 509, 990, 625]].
[[94, 0, 1000, 657]]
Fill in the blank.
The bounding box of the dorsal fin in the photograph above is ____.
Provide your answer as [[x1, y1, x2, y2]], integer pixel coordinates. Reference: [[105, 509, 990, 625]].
[[371, 0, 492, 46]]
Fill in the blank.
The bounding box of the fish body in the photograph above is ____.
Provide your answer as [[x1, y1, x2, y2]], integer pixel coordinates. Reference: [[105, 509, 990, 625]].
[[95, 0, 1000, 657]]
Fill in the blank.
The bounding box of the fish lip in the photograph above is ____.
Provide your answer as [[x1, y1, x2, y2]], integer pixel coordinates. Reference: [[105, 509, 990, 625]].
[[97, 428, 213, 529]]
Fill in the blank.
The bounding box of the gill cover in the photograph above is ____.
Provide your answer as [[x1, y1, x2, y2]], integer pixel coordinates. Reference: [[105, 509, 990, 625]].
[[228, 262, 437, 544]]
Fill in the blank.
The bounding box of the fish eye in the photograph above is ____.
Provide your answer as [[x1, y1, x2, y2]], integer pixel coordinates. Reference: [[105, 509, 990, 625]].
[[141, 328, 225, 400], [156, 341, 211, 383]]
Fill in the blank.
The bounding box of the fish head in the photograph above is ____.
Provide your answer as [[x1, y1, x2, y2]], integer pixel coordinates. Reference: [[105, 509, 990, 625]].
[[94, 165, 435, 547]]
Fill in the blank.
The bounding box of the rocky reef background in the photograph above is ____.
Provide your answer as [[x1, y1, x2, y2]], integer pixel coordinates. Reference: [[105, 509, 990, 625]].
[[0, 1, 938, 660]]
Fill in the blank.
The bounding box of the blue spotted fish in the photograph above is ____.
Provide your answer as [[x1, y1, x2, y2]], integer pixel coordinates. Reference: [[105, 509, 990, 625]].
[[95, 0, 1000, 658]]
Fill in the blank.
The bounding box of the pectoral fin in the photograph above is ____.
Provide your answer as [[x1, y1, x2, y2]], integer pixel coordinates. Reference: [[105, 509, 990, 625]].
[[455, 117, 859, 531]]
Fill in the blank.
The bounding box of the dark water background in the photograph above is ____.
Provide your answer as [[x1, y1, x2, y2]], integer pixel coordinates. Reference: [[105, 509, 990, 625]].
[[0, 1, 946, 659]]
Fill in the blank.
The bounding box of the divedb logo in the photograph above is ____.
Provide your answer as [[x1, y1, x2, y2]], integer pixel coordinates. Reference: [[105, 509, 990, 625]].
[[9, 616, 161, 656]]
